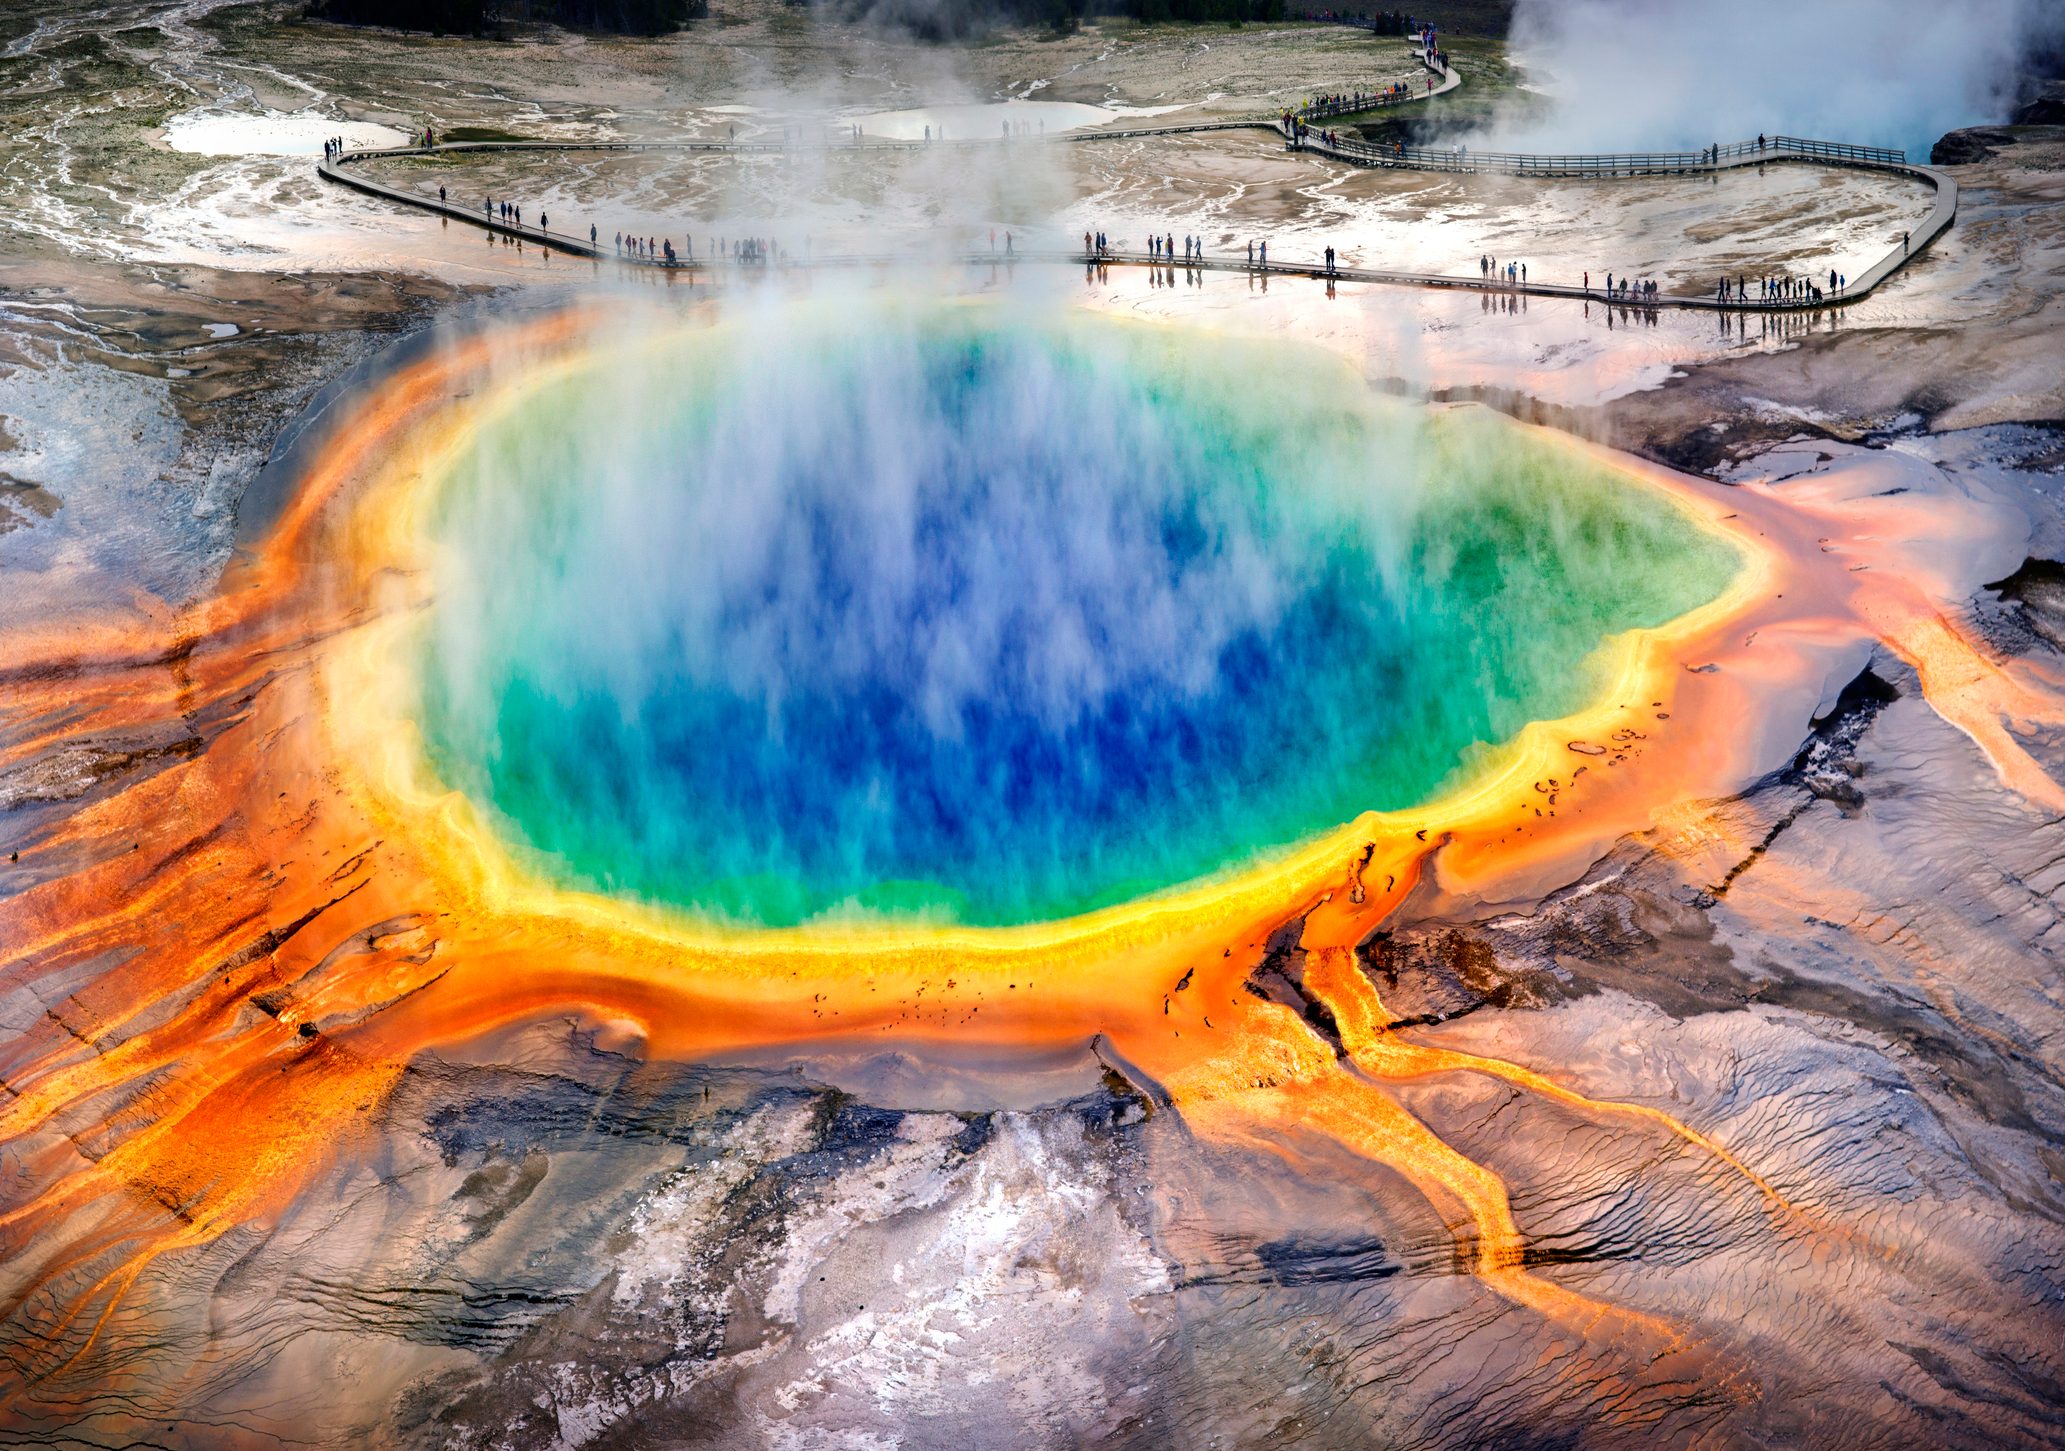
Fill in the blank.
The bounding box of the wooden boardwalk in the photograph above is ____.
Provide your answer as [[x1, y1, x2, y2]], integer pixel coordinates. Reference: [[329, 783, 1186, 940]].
[[316, 40, 1953, 313]]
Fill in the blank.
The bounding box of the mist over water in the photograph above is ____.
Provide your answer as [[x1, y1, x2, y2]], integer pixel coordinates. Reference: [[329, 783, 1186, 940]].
[[414, 303, 1738, 927], [1492, 0, 2062, 160]]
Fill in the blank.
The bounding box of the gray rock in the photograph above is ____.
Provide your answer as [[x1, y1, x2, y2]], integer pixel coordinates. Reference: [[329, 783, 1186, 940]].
[[1931, 126, 2019, 165], [2014, 79, 2065, 126]]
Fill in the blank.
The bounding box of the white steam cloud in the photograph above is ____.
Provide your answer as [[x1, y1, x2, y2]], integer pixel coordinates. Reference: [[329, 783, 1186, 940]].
[[1488, 0, 2060, 159]]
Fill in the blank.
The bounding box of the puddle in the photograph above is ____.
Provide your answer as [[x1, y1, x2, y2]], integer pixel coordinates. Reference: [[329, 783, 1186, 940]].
[[847, 99, 1188, 141], [164, 110, 409, 157]]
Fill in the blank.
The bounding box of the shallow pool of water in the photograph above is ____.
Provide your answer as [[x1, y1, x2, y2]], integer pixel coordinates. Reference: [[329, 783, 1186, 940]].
[[846, 99, 1185, 141], [163, 110, 408, 157]]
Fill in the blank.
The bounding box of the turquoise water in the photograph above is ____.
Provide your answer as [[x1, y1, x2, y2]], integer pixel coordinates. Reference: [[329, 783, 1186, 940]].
[[415, 308, 1738, 928]]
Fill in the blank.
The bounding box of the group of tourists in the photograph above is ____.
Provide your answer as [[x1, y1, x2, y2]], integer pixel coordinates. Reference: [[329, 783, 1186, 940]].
[[1284, 124, 1416, 165], [1082, 229, 1215, 265], [1600, 272, 1660, 302], [1412, 26, 1448, 73], [1446, 257, 1863, 309], [1080, 232, 1206, 264], [1757, 272, 1838, 303], [1297, 80, 1416, 122], [1283, 114, 1349, 150], [635, 235, 784, 266], [615, 232, 686, 263], [1064, 231, 1330, 274], [1147, 233, 1205, 263], [597, 231, 789, 267], [493, 201, 546, 232], [1703, 272, 1847, 305], [1480, 254, 1527, 286]]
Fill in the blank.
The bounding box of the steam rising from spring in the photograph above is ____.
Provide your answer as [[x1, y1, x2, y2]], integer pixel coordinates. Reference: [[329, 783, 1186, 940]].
[[1491, 0, 2062, 158], [412, 300, 1739, 926]]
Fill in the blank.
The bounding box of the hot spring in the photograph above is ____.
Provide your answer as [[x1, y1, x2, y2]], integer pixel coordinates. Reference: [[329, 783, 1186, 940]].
[[411, 305, 1741, 929]]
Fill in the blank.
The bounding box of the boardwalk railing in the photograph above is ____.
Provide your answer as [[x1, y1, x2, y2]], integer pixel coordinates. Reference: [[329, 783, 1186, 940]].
[[1770, 134, 1904, 164], [1281, 125, 1906, 176], [1295, 88, 1423, 121]]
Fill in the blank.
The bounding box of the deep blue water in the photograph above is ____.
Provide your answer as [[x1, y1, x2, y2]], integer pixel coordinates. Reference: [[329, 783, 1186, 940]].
[[417, 311, 1738, 926]]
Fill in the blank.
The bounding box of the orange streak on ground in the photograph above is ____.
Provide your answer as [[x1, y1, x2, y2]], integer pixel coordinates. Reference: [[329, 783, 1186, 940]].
[[1868, 601, 2065, 813], [1745, 468, 2065, 814], [1297, 943, 1792, 1215]]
